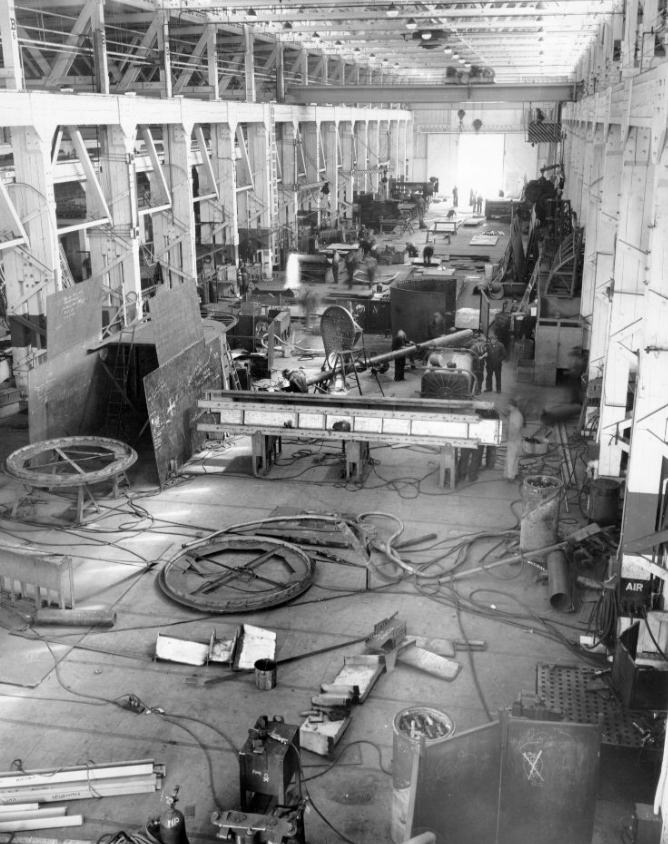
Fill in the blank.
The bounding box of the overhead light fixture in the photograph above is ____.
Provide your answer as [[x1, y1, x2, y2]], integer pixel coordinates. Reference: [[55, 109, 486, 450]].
[[283, 20, 292, 29], [247, 7, 258, 18], [420, 30, 432, 40], [354, 47, 361, 53], [443, 46, 452, 55], [335, 39, 342, 45], [464, 62, 471, 69], [458, 57, 465, 63], [386, 2, 399, 16], [451, 51, 459, 58], [405, 18, 417, 29], [313, 31, 321, 39]]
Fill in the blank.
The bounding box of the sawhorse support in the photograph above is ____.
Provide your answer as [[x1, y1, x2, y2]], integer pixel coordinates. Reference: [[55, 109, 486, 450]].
[[252, 433, 282, 476], [439, 444, 457, 489], [344, 440, 370, 481]]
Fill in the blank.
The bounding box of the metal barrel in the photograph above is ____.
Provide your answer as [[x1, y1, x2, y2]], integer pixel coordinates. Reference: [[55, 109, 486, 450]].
[[304, 330, 474, 387], [391, 706, 455, 844], [587, 477, 621, 526]]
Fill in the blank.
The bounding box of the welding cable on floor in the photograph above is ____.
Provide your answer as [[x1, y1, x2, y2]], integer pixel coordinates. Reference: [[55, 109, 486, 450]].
[[300, 781, 360, 844], [455, 598, 493, 722], [300, 739, 392, 782]]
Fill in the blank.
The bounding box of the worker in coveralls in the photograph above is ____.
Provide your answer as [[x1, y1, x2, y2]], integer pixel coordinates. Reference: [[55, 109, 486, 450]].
[[392, 329, 412, 381], [504, 398, 525, 481], [484, 334, 507, 393]]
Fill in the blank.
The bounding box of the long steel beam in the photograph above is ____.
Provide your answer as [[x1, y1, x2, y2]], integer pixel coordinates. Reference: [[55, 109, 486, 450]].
[[286, 83, 575, 105]]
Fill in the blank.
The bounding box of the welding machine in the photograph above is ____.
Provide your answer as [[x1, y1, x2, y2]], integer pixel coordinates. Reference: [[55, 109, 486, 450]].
[[211, 715, 305, 844]]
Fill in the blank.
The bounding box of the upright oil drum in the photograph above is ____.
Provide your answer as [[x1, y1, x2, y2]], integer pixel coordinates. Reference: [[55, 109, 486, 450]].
[[391, 706, 455, 844], [587, 478, 621, 527], [520, 475, 563, 560]]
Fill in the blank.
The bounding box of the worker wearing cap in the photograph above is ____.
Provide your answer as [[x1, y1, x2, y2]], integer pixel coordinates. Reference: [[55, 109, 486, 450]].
[[484, 334, 507, 393], [392, 329, 411, 381]]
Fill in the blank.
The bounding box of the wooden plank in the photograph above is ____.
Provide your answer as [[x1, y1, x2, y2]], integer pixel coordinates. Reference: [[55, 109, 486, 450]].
[[0, 804, 40, 814], [0, 816, 83, 832], [0, 776, 161, 804], [0, 761, 157, 789], [0, 808, 67, 823]]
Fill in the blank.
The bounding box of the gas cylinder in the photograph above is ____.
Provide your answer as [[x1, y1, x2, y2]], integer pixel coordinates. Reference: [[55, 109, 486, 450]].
[[160, 787, 190, 844]]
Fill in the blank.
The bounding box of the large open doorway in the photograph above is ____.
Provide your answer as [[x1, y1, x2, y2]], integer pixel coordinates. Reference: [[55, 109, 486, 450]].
[[457, 133, 505, 210]]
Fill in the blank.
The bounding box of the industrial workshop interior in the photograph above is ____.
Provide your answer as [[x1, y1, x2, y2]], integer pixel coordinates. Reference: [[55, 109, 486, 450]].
[[2, 0, 668, 843]]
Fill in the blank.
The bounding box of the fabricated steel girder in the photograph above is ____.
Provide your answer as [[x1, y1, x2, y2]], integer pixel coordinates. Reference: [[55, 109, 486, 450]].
[[285, 83, 575, 106]]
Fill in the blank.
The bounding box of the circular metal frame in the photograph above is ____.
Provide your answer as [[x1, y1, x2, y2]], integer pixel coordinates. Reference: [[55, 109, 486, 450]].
[[5, 436, 138, 488], [158, 534, 315, 613]]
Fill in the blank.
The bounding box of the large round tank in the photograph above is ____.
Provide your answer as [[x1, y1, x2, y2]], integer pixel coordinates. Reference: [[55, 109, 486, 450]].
[[390, 273, 459, 343]]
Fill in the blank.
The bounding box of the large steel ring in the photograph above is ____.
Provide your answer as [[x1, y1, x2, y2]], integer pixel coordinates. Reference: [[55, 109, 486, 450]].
[[5, 437, 138, 488], [159, 534, 315, 613]]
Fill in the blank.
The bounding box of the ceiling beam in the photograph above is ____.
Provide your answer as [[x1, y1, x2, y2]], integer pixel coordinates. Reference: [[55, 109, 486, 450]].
[[285, 83, 574, 104]]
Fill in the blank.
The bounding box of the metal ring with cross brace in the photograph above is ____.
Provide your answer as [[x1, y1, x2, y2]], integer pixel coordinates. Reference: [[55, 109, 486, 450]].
[[158, 534, 315, 613]]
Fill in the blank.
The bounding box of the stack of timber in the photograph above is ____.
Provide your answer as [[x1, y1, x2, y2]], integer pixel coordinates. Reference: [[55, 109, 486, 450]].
[[0, 759, 164, 816], [0, 804, 82, 832]]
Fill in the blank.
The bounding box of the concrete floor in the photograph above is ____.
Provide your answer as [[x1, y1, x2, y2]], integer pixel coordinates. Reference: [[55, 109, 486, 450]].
[[0, 208, 652, 844]]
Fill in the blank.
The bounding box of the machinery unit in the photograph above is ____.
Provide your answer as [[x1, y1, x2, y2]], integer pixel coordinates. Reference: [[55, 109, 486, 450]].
[[212, 716, 305, 844]]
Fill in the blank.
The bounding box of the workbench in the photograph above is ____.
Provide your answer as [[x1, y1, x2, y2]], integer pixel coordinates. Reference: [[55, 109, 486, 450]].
[[197, 391, 502, 486], [430, 218, 461, 236]]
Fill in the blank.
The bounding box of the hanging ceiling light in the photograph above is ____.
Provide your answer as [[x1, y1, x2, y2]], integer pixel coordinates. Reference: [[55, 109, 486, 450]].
[[420, 30, 432, 40], [247, 7, 258, 18], [405, 18, 417, 29], [283, 20, 292, 29], [313, 31, 321, 39], [386, 2, 399, 16], [451, 51, 459, 58], [443, 46, 452, 55]]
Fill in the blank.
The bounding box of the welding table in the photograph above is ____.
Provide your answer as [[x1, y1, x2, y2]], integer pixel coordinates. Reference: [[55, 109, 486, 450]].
[[197, 391, 502, 486]]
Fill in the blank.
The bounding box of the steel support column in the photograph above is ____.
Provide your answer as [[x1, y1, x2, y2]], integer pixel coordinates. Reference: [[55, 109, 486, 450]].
[[153, 123, 197, 288], [201, 122, 239, 267], [598, 127, 653, 477], [321, 120, 339, 225], [4, 125, 59, 392], [93, 123, 142, 324]]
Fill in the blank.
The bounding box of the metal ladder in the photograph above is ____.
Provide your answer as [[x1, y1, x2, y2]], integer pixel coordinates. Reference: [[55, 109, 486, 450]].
[[223, 339, 243, 390], [58, 241, 75, 288], [102, 326, 136, 437], [267, 106, 280, 266]]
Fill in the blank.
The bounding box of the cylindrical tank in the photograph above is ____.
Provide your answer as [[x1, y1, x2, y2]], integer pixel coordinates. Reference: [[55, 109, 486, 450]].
[[391, 706, 455, 844], [160, 788, 189, 844], [587, 478, 621, 526], [520, 475, 563, 560], [390, 274, 459, 343]]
